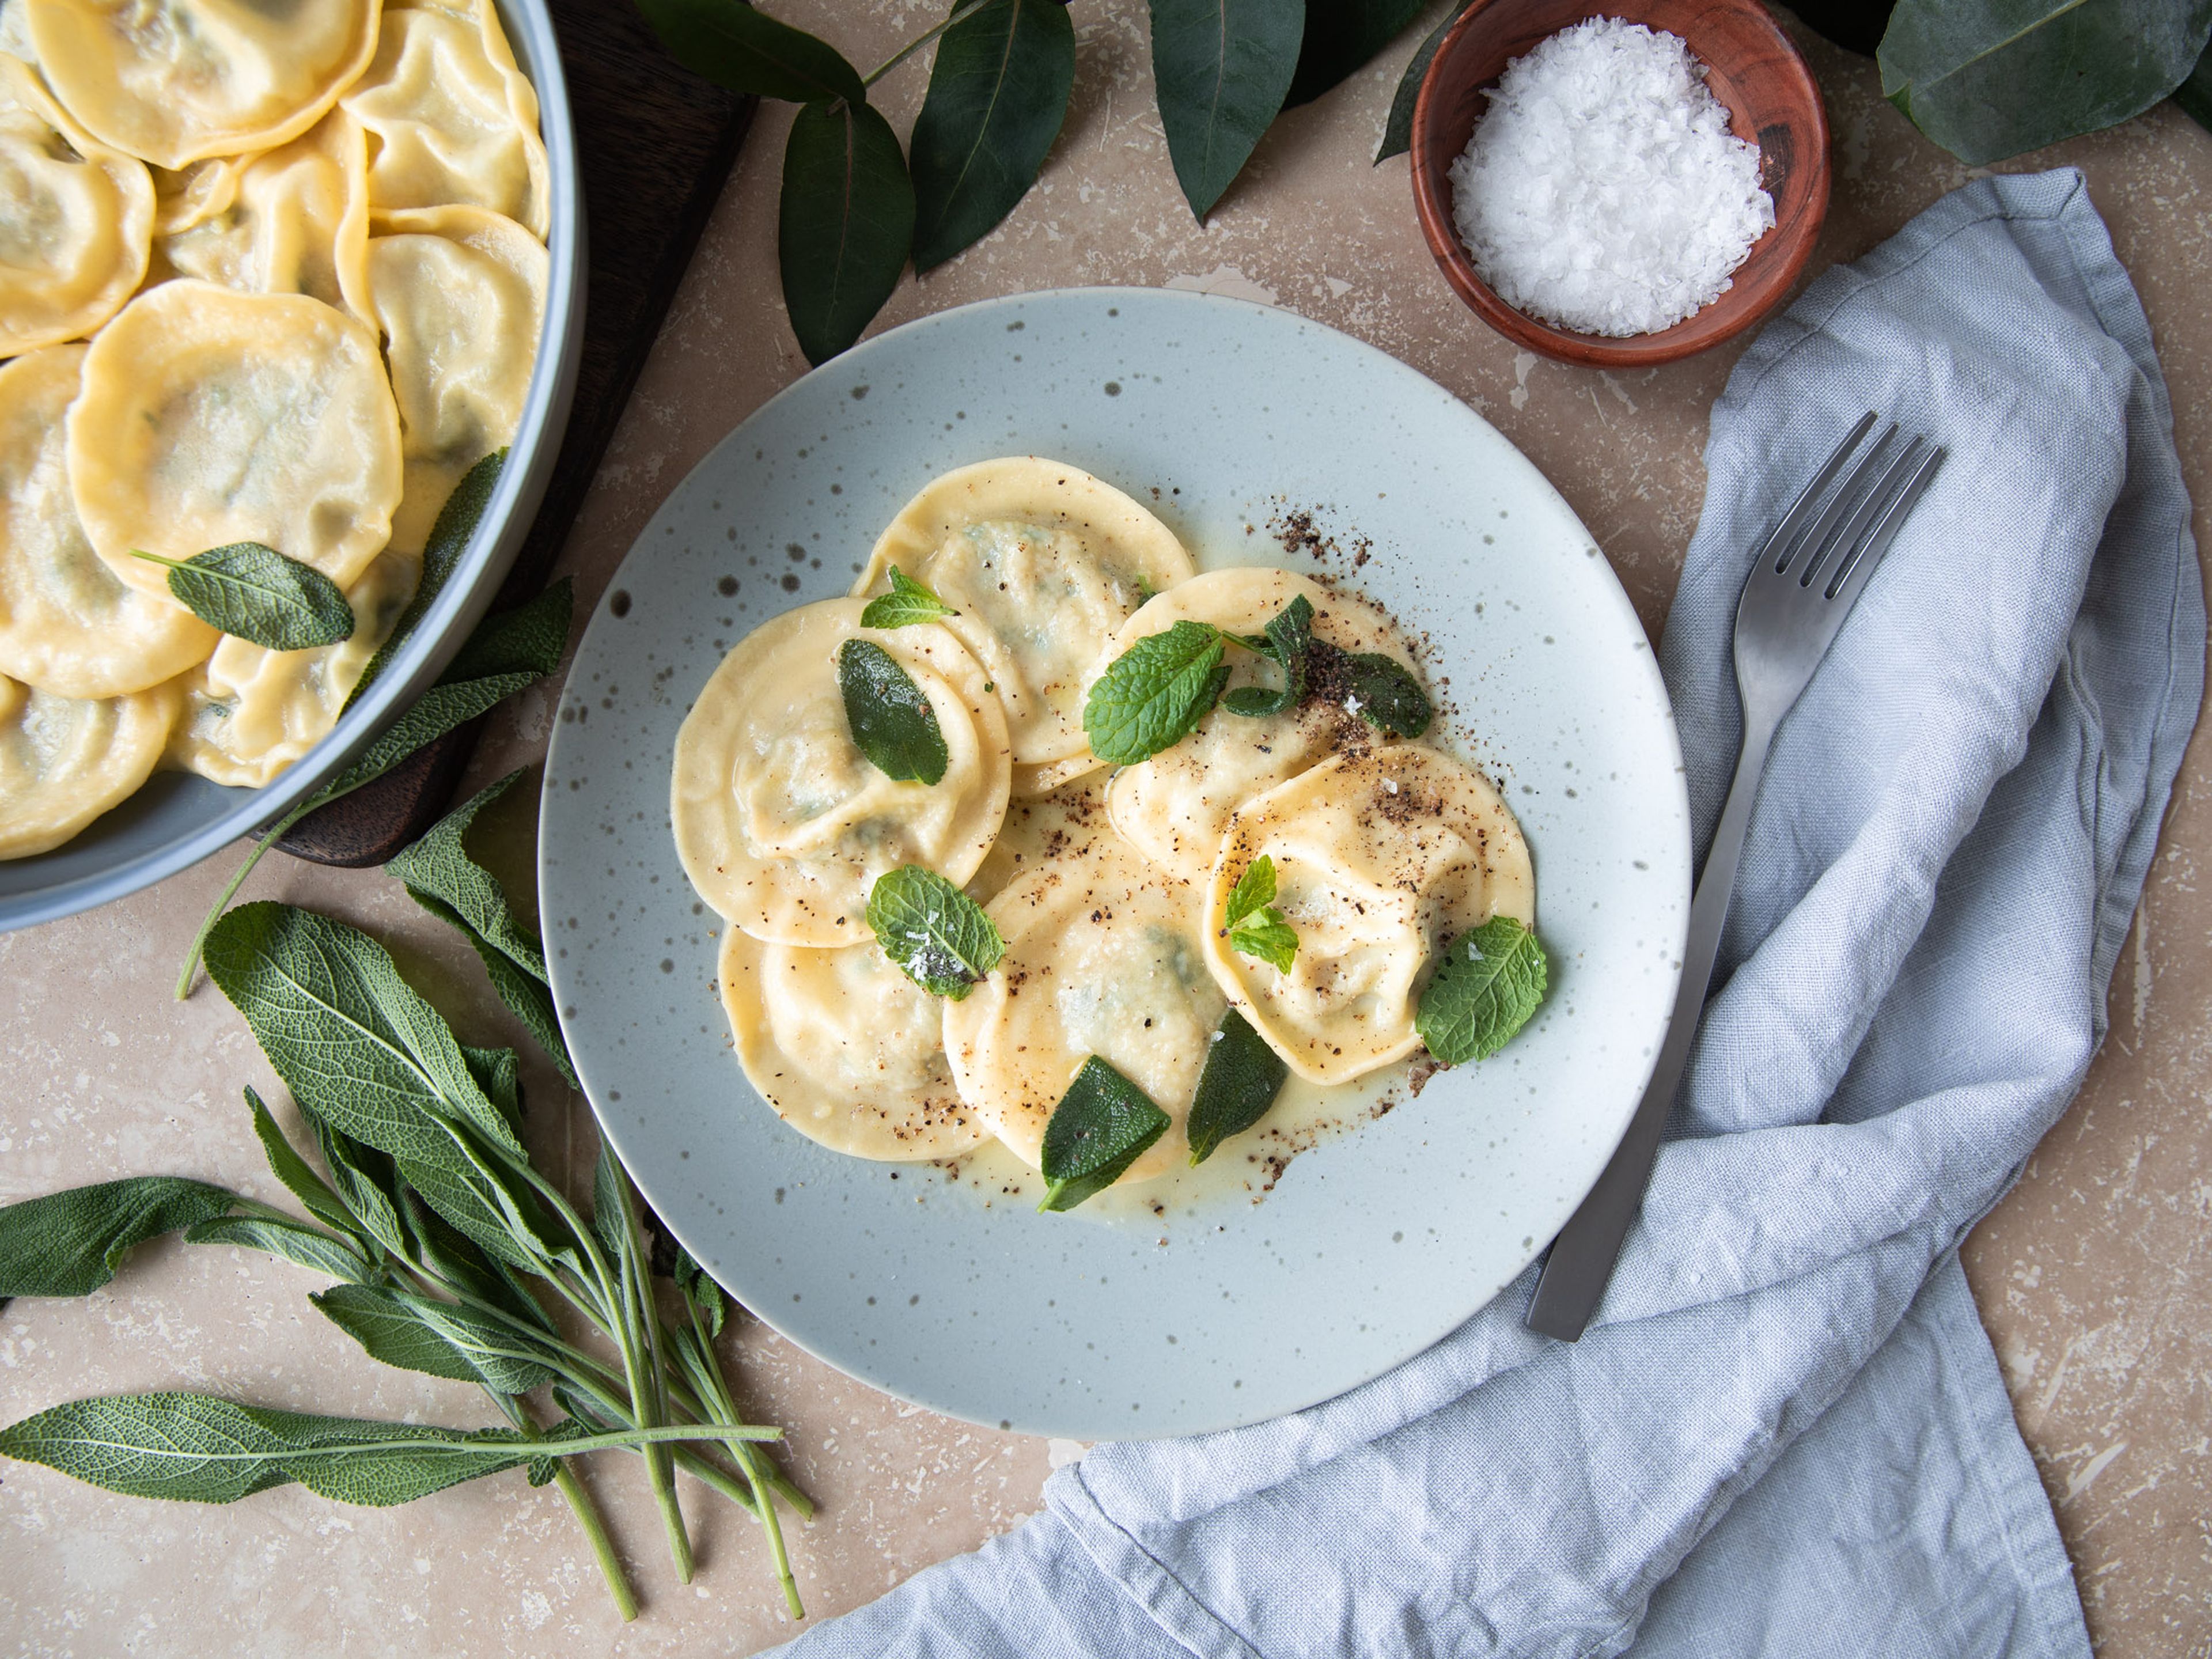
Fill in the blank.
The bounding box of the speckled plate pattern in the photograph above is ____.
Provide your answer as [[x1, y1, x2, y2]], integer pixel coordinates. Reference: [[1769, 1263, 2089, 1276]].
[[540, 288, 1690, 1440]]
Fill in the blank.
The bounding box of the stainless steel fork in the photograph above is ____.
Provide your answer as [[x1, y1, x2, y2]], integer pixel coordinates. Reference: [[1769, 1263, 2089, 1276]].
[[1525, 413, 1947, 1342]]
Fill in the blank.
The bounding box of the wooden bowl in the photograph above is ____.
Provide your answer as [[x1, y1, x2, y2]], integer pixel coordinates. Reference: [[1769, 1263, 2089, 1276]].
[[1408, 0, 1829, 367]]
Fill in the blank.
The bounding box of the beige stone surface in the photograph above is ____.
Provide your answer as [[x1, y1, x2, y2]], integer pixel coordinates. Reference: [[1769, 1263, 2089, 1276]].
[[2, 3, 2207, 1652]]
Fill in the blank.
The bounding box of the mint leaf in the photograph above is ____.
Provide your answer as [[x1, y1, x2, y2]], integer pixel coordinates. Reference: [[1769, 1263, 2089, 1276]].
[[0, 1177, 238, 1300], [1185, 1009, 1288, 1164], [840, 638, 950, 785], [1038, 1057, 1172, 1211], [859, 566, 961, 628], [132, 542, 354, 651], [1415, 916, 1548, 1065], [1340, 649, 1431, 738], [1224, 853, 1298, 971], [1221, 593, 1313, 718], [865, 865, 1005, 997], [1082, 619, 1229, 763]]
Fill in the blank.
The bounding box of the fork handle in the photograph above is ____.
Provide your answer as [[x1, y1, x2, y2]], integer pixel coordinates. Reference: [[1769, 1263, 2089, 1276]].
[[1524, 714, 1776, 1341]]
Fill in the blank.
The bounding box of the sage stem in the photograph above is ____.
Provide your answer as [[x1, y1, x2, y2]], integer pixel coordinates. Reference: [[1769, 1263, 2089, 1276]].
[[861, 0, 995, 87]]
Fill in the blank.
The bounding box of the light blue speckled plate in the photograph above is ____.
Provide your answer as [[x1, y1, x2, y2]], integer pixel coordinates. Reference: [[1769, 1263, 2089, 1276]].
[[540, 289, 1690, 1440]]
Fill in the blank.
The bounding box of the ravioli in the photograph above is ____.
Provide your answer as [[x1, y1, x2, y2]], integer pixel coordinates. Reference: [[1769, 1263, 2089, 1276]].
[[1202, 745, 1534, 1085], [0, 344, 215, 697], [1106, 567, 1426, 883], [0, 52, 153, 357], [368, 205, 544, 554], [718, 927, 985, 1161], [160, 110, 371, 319], [853, 458, 1194, 791], [68, 279, 403, 597], [0, 669, 181, 858], [944, 834, 1225, 1184], [165, 545, 417, 788], [966, 773, 1111, 904], [672, 597, 1012, 947], [343, 0, 551, 238], [24, 0, 379, 169]]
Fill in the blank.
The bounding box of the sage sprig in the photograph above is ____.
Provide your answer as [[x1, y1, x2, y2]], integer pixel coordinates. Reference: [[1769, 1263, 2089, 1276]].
[[1185, 1007, 1289, 1165], [131, 543, 355, 652], [1038, 1056, 1172, 1211], [840, 638, 950, 785]]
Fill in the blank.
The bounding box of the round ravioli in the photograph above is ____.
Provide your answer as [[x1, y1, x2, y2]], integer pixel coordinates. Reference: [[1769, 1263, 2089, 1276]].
[[165, 544, 417, 787], [368, 205, 544, 554], [966, 772, 1111, 905], [69, 280, 403, 596], [0, 344, 216, 696], [0, 52, 153, 356], [0, 670, 181, 858], [853, 458, 1194, 789], [718, 928, 984, 1161], [672, 597, 1012, 947], [343, 0, 550, 237], [160, 109, 371, 320], [1202, 745, 1535, 1085], [1106, 567, 1426, 883], [24, 0, 379, 169], [149, 151, 246, 234], [945, 835, 1225, 1185]]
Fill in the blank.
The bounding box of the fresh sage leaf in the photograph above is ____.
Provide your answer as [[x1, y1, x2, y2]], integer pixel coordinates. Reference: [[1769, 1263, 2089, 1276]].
[[0, 1177, 238, 1300], [590, 1142, 627, 1270], [131, 543, 354, 652], [910, 0, 1077, 270], [433, 575, 573, 688], [637, 0, 866, 103], [1224, 853, 1298, 972], [1376, 0, 1471, 163], [1221, 593, 1313, 718], [1185, 1007, 1289, 1164], [395, 1145, 581, 1283], [1285, 0, 1429, 108], [858, 566, 960, 628], [184, 1214, 373, 1283], [1148, 0, 1304, 220], [525, 1418, 596, 1487], [244, 1088, 359, 1242], [839, 639, 950, 785], [1415, 915, 1548, 1065], [672, 1244, 726, 1340], [396, 1187, 558, 1338], [461, 1043, 525, 1137], [781, 97, 916, 366], [1880, 0, 2212, 166], [309, 1119, 411, 1264], [345, 449, 507, 714], [1082, 619, 1230, 763], [865, 865, 1005, 997], [313, 1283, 557, 1395], [1038, 1056, 1171, 1211], [1339, 648, 1431, 737]]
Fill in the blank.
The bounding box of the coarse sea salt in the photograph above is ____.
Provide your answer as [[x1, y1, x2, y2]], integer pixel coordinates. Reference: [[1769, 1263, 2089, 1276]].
[[1447, 17, 1775, 338]]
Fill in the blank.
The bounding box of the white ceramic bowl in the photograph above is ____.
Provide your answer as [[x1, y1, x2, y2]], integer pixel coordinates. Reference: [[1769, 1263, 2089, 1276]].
[[0, 0, 584, 931]]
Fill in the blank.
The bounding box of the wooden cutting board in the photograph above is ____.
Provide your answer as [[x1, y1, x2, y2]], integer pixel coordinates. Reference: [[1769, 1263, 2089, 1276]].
[[276, 1, 753, 866]]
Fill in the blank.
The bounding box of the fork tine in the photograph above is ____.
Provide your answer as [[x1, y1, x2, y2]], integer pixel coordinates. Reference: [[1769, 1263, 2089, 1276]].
[[1798, 433, 1925, 590], [1826, 442, 1945, 604], [1782, 422, 1899, 580], [1753, 411, 1877, 575]]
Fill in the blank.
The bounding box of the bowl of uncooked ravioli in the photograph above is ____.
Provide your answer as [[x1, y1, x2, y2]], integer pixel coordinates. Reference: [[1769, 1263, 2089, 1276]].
[[0, 0, 582, 929]]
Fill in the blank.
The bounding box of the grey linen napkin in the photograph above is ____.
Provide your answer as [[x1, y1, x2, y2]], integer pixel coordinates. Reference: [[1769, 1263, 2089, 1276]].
[[771, 168, 2202, 1658]]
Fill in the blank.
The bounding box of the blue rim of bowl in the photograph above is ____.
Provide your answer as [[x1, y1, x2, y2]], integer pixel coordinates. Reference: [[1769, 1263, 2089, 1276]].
[[0, 0, 586, 932]]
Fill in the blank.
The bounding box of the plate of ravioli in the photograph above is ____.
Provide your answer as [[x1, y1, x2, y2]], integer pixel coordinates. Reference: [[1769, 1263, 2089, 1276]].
[[543, 287, 1691, 1439], [0, 0, 580, 927]]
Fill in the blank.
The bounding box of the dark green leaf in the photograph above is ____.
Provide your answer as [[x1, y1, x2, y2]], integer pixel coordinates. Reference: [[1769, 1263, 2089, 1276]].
[[396, 1188, 556, 1336], [672, 1246, 726, 1340], [131, 543, 354, 651], [1376, 0, 1469, 162], [780, 98, 915, 366], [460, 1043, 525, 1137], [395, 1150, 579, 1282], [1338, 648, 1431, 737], [388, 771, 546, 981], [317, 673, 537, 806], [2177, 33, 2212, 129], [866, 865, 1006, 997], [1285, 0, 1428, 107], [243, 1088, 359, 1241], [1082, 620, 1229, 763], [185, 1215, 372, 1282], [1039, 1057, 1171, 1211], [313, 1283, 556, 1395], [859, 566, 960, 628], [1219, 593, 1313, 718], [637, 0, 865, 103], [1415, 915, 1548, 1065], [1224, 853, 1276, 927], [910, 0, 1077, 270], [839, 638, 950, 785], [346, 450, 506, 714], [1185, 1008, 1289, 1164], [434, 577, 573, 687], [1880, 0, 2212, 166], [0, 1177, 237, 1299], [1148, 0, 1304, 219]]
